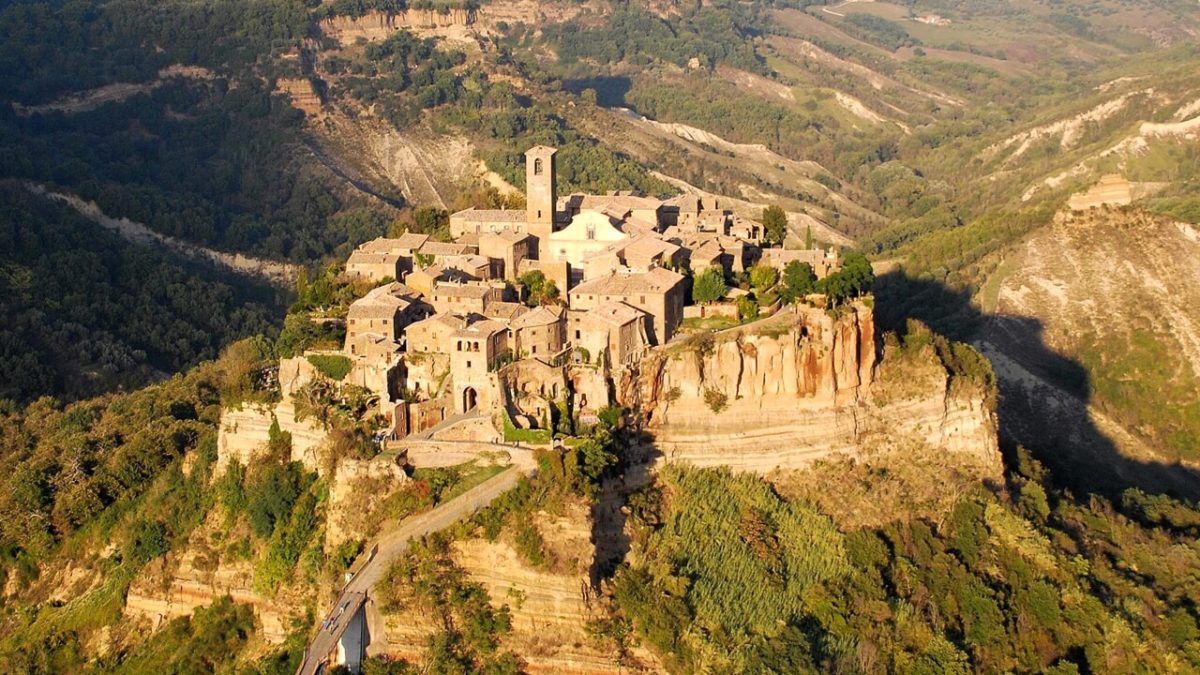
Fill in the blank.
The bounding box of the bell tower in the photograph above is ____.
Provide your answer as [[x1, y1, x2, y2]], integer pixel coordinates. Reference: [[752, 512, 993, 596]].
[[525, 145, 557, 260]]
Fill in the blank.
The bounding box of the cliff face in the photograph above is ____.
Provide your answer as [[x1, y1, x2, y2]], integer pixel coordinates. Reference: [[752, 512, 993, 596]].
[[377, 503, 663, 673], [625, 304, 999, 476], [320, 9, 476, 44]]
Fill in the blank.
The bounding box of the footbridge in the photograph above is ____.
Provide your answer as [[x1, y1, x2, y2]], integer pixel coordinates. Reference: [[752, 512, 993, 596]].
[[296, 452, 536, 674]]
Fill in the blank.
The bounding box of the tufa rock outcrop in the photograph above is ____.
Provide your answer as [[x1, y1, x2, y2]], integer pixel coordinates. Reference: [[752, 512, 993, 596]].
[[622, 303, 1000, 476]]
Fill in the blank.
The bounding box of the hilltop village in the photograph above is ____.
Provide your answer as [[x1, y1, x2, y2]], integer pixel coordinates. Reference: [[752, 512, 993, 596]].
[[253, 146, 843, 450], [347, 146, 841, 437]]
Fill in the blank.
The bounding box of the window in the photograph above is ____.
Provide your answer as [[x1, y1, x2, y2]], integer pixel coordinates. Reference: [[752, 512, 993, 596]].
[[586, 225, 595, 240], [467, 360, 472, 368], [640, 295, 646, 304], [534, 158, 543, 175], [575, 330, 581, 339], [532, 346, 537, 354]]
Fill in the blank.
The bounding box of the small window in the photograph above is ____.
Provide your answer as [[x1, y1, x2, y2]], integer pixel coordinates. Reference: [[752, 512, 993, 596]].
[[575, 330, 581, 339], [532, 346, 537, 354], [534, 158, 544, 175], [467, 360, 472, 368], [640, 295, 646, 304]]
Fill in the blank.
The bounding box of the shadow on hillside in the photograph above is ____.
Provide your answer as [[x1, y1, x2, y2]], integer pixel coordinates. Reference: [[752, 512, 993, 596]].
[[875, 271, 1200, 501], [560, 76, 632, 108]]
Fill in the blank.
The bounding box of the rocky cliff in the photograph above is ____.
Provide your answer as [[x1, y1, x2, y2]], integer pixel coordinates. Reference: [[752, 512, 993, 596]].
[[319, 9, 477, 44], [624, 303, 1000, 476], [376, 502, 663, 673]]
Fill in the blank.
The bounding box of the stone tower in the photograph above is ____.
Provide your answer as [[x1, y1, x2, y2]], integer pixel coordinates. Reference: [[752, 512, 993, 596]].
[[525, 145, 557, 260]]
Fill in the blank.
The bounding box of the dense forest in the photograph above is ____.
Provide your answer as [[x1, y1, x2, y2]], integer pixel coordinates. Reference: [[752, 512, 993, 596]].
[[0, 186, 281, 405]]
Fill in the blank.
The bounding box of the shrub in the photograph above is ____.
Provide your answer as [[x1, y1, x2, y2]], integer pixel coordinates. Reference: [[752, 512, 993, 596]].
[[307, 354, 353, 381], [704, 388, 728, 413], [749, 264, 779, 292]]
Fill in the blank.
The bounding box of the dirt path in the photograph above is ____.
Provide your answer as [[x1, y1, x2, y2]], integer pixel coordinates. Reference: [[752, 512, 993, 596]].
[[24, 182, 299, 288]]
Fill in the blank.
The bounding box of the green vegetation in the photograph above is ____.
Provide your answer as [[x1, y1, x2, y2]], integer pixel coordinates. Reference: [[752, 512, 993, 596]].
[[517, 269, 559, 307], [0, 342, 272, 669], [103, 596, 255, 674], [546, 4, 765, 74], [840, 13, 920, 51], [0, 186, 280, 404], [614, 460, 1200, 673], [307, 354, 353, 381], [748, 264, 779, 292], [377, 535, 520, 673], [613, 466, 847, 671], [690, 267, 726, 305], [0, 0, 398, 262], [780, 261, 817, 303], [502, 410, 551, 444], [818, 250, 874, 306], [760, 205, 789, 246]]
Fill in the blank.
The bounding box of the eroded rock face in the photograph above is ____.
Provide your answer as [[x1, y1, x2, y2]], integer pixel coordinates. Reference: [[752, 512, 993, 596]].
[[377, 503, 664, 674], [216, 399, 328, 474], [624, 304, 999, 477], [320, 9, 476, 44], [327, 458, 409, 547]]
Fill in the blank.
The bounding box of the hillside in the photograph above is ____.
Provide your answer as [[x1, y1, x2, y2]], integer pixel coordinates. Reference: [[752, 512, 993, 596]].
[[2, 0, 1200, 673], [976, 208, 1200, 495]]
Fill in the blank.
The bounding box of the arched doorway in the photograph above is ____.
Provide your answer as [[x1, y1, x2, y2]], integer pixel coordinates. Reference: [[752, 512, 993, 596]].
[[462, 387, 477, 412]]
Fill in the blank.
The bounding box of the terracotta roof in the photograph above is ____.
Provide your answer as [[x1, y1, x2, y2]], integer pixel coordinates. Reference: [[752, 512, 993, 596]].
[[692, 240, 724, 260], [480, 230, 533, 244], [451, 207, 527, 223], [624, 235, 681, 260], [442, 253, 491, 271], [570, 266, 685, 297], [419, 241, 475, 257], [588, 301, 648, 327], [451, 317, 507, 338], [409, 312, 471, 333], [511, 305, 563, 329], [346, 250, 402, 266], [433, 281, 494, 299], [358, 233, 428, 253], [566, 193, 663, 213], [485, 302, 530, 323], [347, 292, 410, 320]]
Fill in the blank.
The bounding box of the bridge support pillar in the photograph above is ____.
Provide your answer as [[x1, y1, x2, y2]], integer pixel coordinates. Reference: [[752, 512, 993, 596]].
[[336, 604, 368, 673]]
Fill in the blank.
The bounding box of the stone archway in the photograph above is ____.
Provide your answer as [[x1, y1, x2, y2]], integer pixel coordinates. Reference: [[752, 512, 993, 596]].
[[462, 387, 478, 412]]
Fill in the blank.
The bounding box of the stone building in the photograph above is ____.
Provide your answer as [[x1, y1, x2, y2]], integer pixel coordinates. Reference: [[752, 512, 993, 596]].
[[429, 280, 505, 315], [568, 266, 686, 345], [568, 301, 650, 367], [447, 146, 557, 261], [406, 265, 475, 295], [448, 317, 509, 412], [344, 283, 429, 354], [344, 233, 430, 282], [548, 209, 629, 272], [510, 306, 565, 359], [449, 208, 529, 239], [478, 230, 534, 280], [758, 247, 840, 279]]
